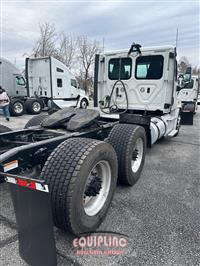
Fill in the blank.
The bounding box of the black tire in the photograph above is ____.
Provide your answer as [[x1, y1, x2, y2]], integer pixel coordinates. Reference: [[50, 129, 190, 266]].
[[0, 124, 12, 133], [107, 124, 147, 186], [80, 98, 88, 109], [41, 138, 118, 235], [9, 99, 24, 116], [24, 114, 47, 128], [25, 99, 42, 115]]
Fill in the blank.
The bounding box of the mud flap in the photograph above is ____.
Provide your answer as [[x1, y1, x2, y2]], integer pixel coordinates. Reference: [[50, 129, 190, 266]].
[[5, 174, 57, 266], [181, 111, 193, 125]]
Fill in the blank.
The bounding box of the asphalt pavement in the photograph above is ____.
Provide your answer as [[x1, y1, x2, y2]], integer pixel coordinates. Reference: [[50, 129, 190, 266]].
[[0, 110, 199, 266]]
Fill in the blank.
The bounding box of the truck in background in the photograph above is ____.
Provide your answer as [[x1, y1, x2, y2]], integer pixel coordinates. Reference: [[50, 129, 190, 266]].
[[0, 57, 89, 116], [0, 57, 43, 116], [26, 57, 89, 110], [178, 69, 199, 114]]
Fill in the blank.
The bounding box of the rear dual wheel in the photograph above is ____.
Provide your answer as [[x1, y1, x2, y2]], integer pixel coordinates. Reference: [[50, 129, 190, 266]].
[[25, 99, 42, 115], [107, 124, 147, 186], [9, 99, 24, 116], [41, 124, 146, 235], [41, 138, 117, 235]]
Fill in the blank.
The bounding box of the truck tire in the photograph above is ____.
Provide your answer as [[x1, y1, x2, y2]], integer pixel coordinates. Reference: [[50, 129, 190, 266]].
[[0, 124, 12, 133], [25, 99, 42, 115], [24, 114, 47, 128], [41, 138, 118, 235], [107, 124, 146, 186], [9, 99, 24, 116], [80, 98, 88, 109]]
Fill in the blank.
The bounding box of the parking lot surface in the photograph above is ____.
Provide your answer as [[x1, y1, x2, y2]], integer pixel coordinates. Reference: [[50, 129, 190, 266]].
[[0, 111, 199, 266]]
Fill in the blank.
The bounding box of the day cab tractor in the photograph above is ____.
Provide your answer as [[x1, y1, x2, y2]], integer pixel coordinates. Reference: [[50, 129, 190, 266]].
[[0, 43, 183, 265], [177, 71, 199, 114]]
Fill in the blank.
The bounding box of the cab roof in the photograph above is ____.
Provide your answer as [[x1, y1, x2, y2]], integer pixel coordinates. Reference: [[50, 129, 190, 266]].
[[104, 45, 175, 56]]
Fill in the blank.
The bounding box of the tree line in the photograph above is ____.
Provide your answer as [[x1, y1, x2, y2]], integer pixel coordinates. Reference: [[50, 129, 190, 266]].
[[178, 56, 200, 76], [30, 22, 200, 96], [31, 22, 102, 96]]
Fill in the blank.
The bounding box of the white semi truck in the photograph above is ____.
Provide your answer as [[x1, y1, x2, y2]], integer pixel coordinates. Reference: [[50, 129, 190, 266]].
[[178, 73, 199, 113], [0, 58, 32, 116], [94, 44, 182, 142], [0, 57, 89, 116], [25, 57, 89, 110], [0, 43, 190, 265]]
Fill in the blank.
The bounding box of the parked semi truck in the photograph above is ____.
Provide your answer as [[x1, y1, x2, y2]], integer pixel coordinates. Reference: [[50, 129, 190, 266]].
[[0, 43, 188, 265], [178, 73, 199, 113], [0, 57, 41, 116], [0, 57, 89, 116], [26, 57, 89, 110]]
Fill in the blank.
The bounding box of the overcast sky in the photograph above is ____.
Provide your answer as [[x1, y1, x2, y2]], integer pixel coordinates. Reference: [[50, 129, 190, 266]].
[[1, 0, 199, 70]]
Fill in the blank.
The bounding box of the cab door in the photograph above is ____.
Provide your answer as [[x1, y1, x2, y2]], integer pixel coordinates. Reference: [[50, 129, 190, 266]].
[[70, 79, 79, 98], [13, 75, 27, 97]]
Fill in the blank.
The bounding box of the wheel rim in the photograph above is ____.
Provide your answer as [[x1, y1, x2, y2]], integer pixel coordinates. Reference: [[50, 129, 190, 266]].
[[131, 137, 144, 173], [81, 100, 87, 109], [32, 102, 41, 112], [14, 102, 23, 114], [83, 160, 111, 216]]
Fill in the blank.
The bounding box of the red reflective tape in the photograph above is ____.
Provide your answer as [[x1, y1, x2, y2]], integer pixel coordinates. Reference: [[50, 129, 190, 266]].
[[28, 182, 36, 190], [17, 179, 27, 187], [17, 179, 36, 190]]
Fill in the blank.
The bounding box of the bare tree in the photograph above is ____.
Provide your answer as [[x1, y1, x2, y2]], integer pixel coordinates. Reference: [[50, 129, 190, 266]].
[[178, 56, 191, 74], [56, 33, 78, 69], [77, 36, 102, 93], [32, 22, 58, 58]]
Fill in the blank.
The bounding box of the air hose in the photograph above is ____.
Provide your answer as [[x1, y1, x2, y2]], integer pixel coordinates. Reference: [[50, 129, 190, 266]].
[[100, 79, 129, 114]]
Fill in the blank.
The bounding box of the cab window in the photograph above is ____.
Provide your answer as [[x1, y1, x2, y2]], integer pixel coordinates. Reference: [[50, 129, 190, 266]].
[[71, 79, 77, 88], [135, 55, 164, 79], [108, 58, 132, 80], [57, 78, 62, 87], [185, 79, 194, 89], [56, 67, 64, 73], [16, 76, 25, 86]]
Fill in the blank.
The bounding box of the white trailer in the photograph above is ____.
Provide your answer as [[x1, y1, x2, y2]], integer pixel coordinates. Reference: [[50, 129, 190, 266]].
[[26, 57, 89, 110], [178, 75, 199, 113]]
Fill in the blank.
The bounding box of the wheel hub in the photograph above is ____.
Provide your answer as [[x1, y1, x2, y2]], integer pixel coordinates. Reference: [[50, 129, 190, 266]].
[[14, 103, 23, 113], [84, 173, 102, 197], [131, 138, 143, 173], [132, 150, 138, 161], [83, 160, 111, 216], [33, 102, 41, 112]]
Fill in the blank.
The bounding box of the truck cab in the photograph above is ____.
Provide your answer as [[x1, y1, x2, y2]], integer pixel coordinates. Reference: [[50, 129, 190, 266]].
[[178, 75, 199, 113], [0, 58, 27, 97], [94, 45, 179, 115], [26, 57, 89, 109]]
